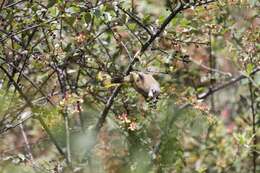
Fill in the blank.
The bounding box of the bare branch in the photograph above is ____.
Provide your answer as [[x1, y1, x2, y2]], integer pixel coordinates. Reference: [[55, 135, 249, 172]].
[[198, 67, 260, 99], [95, 2, 183, 133], [0, 65, 65, 157], [249, 77, 257, 173], [117, 5, 154, 36], [94, 0, 219, 134]]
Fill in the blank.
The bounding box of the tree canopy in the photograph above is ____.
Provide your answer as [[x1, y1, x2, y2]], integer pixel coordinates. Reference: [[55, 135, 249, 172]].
[[0, 0, 259, 173]]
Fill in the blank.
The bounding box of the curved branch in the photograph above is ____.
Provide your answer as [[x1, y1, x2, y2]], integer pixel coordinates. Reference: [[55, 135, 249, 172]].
[[198, 67, 260, 99], [95, 3, 183, 132], [0, 65, 65, 157], [94, 0, 219, 132]]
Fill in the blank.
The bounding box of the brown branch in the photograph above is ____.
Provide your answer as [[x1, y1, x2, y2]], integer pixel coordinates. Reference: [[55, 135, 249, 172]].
[[117, 5, 153, 36], [0, 60, 55, 105], [2, 0, 26, 9], [0, 65, 65, 157], [95, 2, 183, 132], [0, 66, 32, 105], [104, 22, 133, 60], [190, 58, 232, 77], [64, 109, 72, 165], [19, 123, 35, 164], [0, 18, 57, 43], [249, 79, 257, 173], [79, 0, 220, 161], [51, 61, 72, 166], [198, 67, 260, 99], [94, 0, 219, 133], [0, 29, 23, 46], [0, 0, 6, 11]]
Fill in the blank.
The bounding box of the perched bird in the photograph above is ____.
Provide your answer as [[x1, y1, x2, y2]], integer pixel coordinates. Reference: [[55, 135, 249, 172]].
[[112, 71, 161, 108]]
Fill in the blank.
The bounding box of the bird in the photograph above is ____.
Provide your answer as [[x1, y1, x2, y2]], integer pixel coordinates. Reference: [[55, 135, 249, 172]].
[[111, 71, 161, 108]]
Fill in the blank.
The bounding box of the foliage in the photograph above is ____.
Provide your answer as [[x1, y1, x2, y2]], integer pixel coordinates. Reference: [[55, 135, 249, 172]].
[[0, 0, 259, 173]]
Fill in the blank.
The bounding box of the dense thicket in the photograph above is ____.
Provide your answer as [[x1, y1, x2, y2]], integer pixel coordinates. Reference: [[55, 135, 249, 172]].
[[0, 0, 259, 173]]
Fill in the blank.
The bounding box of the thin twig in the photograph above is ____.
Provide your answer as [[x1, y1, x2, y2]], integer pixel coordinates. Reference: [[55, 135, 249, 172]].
[[190, 58, 232, 77], [64, 109, 72, 165], [198, 67, 260, 99], [51, 61, 72, 166], [2, 0, 25, 9], [0, 18, 57, 43], [0, 65, 65, 157], [0, 0, 6, 11], [94, 0, 219, 135], [19, 123, 35, 164], [117, 5, 153, 36], [249, 81, 257, 173], [105, 22, 133, 60], [94, 2, 183, 133], [0, 29, 23, 46], [1, 60, 55, 105]]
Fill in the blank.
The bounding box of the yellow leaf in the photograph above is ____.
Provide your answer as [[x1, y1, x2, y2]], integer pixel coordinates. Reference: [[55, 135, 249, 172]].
[[104, 83, 120, 88]]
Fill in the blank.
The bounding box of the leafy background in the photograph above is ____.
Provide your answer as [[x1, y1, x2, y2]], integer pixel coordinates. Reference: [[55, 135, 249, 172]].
[[0, 0, 259, 173]]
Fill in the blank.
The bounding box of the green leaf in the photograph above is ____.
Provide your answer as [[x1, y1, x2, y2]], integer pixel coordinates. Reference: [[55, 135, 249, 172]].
[[196, 167, 207, 173], [49, 6, 59, 17], [179, 18, 190, 27], [47, 0, 57, 8], [64, 43, 72, 52], [128, 23, 137, 30], [63, 16, 76, 26], [66, 6, 81, 14], [143, 14, 151, 25], [159, 15, 165, 25], [83, 12, 92, 24], [246, 63, 254, 74]]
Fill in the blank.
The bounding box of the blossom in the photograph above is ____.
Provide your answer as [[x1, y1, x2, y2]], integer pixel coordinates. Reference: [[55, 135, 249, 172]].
[[117, 113, 130, 123], [128, 122, 137, 131], [75, 33, 86, 43]]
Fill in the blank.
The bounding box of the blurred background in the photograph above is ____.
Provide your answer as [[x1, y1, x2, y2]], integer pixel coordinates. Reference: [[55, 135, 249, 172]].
[[0, 0, 259, 172]]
